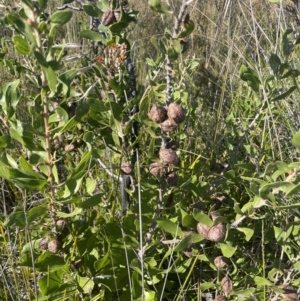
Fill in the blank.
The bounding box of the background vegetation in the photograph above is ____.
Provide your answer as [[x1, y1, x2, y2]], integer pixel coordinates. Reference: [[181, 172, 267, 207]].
[[0, 0, 300, 300]]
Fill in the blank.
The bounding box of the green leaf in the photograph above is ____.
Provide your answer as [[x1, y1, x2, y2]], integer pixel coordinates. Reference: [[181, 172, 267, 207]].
[[149, 0, 169, 14], [50, 11, 73, 25], [68, 150, 91, 181], [167, 46, 178, 61], [76, 193, 103, 209], [193, 211, 212, 226], [259, 181, 292, 198], [174, 234, 204, 252], [110, 22, 129, 34], [274, 225, 293, 242], [239, 65, 260, 92], [35, 252, 66, 272], [83, 4, 100, 17], [13, 35, 31, 55], [232, 288, 256, 296], [39, 269, 65, 296], [286, 183, 300, 197], [0, 135, 13, 149], [56, 207, 82, 217], [219, 241, 237, 258], [236, 227, 254, 241], [177, 20, 195, 39], [292, 132, 300, 150], [254, 276, 273, 286], [269, 53, 281, 75], [76, 275, 94, 294], [156, 218, 183, 237], [271, 86, 296, 102], [87, 98, 110, 112], [182, 214, 198, 228], [80, 30, 106, 43], [38, 0, 48, 11], [4, 209, 26, 227], [199, 282, 215, 290]]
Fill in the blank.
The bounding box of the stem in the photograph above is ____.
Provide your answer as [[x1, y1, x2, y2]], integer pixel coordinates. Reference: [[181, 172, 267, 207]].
[[33, 25, 55, 211]]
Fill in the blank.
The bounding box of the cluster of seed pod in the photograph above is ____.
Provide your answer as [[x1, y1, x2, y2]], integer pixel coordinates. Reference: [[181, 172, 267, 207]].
[[39, 218, 68, 253], [196, 211, 226, 242], [101, 8, 122, 26], [148, 103, 185, 186], [148, 103, 185, 132]]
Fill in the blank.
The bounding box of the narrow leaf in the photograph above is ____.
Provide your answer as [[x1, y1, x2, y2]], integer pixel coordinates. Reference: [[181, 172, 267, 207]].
[[156, 218, 183, 237]]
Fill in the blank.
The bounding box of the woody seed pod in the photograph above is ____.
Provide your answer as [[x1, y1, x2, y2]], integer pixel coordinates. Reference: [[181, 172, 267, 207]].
[[159, 149, 180, 166], [165, 172, 178, 186], [114, 8, 121, 21], [196, 222, 210, 239], [148, 105, 168, 123], [214, 256, 228, 269], [65, 144, 75, 152], [160, 118, 178, 132], [221, 276, 233, 293], [101, 10, 116, 26], [207, 222, 226, 242], [207, 211, 226, 242], [149, 162, 166, 177], [48, 239, 60, 253], [279, 285, 298, 301], [121, 162, 132, 174], [56, 219, 66, 227], [39, 237, 49, 250], [167, 103, 185, 124]]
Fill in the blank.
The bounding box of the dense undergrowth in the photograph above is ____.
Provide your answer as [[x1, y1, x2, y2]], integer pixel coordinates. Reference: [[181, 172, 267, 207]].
[[0, 0, 300, 300]]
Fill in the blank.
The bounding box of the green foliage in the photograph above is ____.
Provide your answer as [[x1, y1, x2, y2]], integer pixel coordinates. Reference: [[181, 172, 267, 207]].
[[0, 0, 300, 300]]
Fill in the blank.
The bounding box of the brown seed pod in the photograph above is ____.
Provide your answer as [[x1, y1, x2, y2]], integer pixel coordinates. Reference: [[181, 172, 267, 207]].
[[100, 90, 107, 99], [39, 237, 49, 250], [48, 240, 61, 253], [207, 222, 226, 242], [65, 144, 75, 152], [159, 149, 180, 166], [160, 118, 178, 132], [214, 256, 228, 269], [149, 162, 166, 177], [56, 219, 66, 227], [165, 172, 178, 186], [113, 8, 121, 21], [58, 134, 65, 143], [101, 10, 116, 26], [196, 222, 210, 239], [148, 105, 168, 123], [167, 103, 185, 124], [279, 285, 298, 301], [207, 211, 226, 242], [215, 296, 227, 301], [221, 276, 233, 293], [166, 140, 180, 150], [121, 162, 132, 174]]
